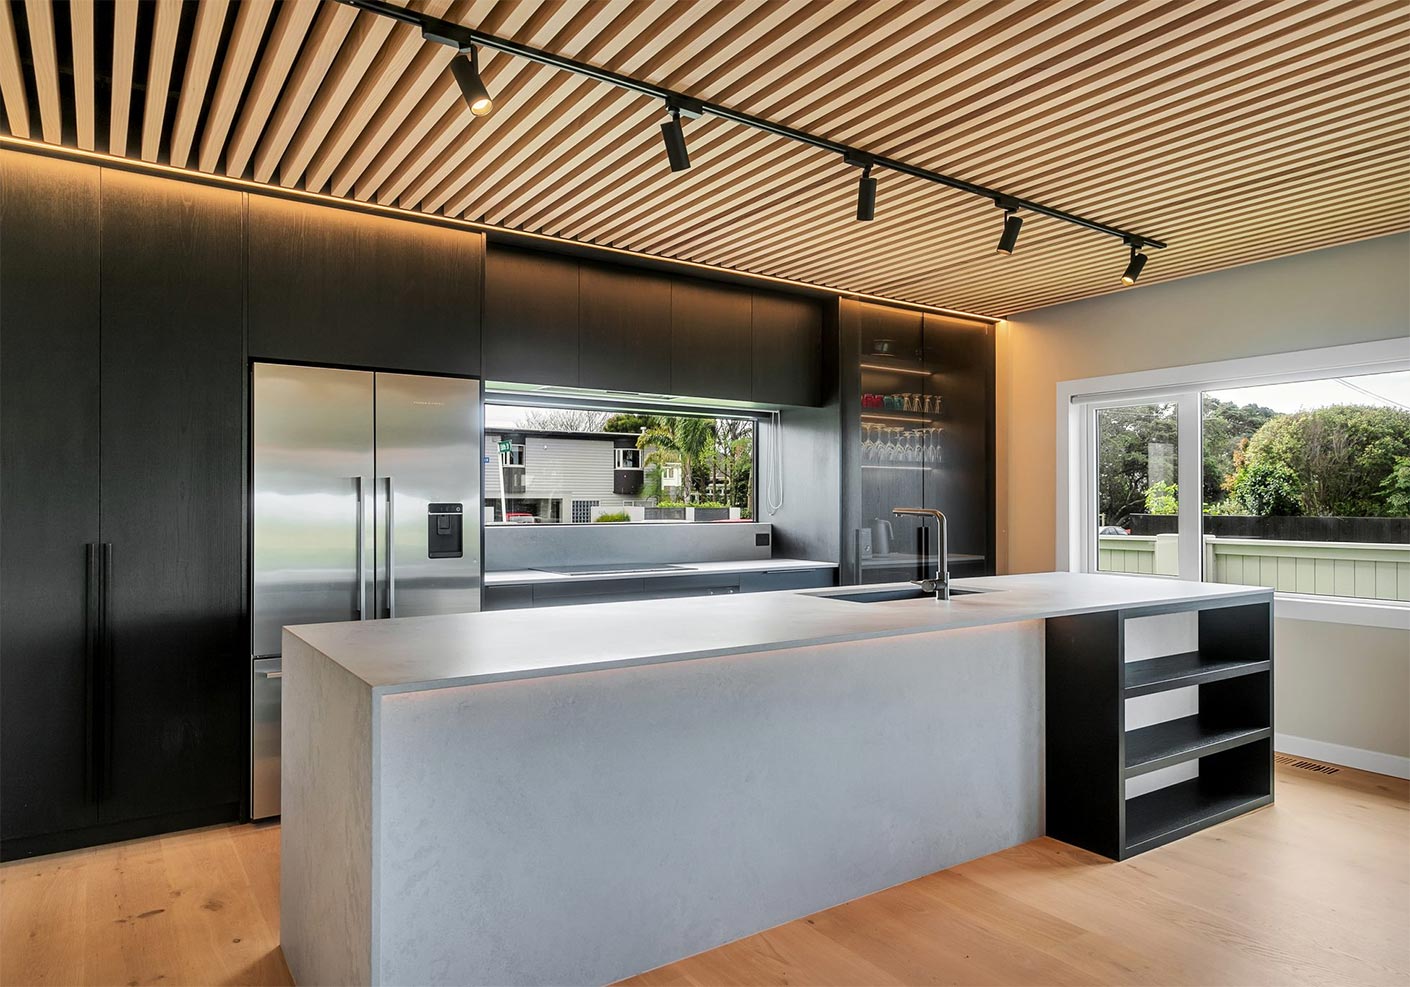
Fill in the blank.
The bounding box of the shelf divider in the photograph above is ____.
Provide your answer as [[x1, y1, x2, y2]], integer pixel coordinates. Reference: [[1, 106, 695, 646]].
[[1125, 715, 1271, 777], [1124, 652, 1270, 697]]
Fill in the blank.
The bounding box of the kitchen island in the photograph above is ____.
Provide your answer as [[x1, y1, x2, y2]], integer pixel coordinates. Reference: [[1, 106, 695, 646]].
[[280, 572, 1273, 987]]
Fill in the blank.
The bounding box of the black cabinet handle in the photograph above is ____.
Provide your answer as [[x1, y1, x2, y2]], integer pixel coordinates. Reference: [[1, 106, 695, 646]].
[[99, 543, 114, 801], [84, 544, 100, 802]]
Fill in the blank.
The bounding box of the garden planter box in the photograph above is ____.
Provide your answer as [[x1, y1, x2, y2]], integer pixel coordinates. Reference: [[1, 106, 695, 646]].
[[688, 507, 731, 522], [645, 507, 686, 520]]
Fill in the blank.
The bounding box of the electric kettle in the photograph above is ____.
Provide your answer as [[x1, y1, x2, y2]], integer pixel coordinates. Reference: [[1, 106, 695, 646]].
[[869, 517, 894, 557]]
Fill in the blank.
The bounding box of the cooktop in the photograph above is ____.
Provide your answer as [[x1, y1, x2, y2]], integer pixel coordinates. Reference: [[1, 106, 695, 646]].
[[531, 563, 696, 576]]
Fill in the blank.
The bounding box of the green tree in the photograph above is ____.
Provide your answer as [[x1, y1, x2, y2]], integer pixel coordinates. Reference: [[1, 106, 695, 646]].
[[701, 423, 754, 514], [1381, 456, 1410, 515], [603, 413, 647, 434], [1144, 481, 1178, 515], [1233, 405, 1410, 516], [637, 416, 716, 503], [1096, 404, 1178, 527], [1201, 397, 1277, 503], [1229, 460, 1302, 516]]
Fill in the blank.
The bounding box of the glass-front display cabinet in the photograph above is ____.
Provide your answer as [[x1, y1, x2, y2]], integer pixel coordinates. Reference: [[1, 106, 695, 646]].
[[842, 301, 995, 585]]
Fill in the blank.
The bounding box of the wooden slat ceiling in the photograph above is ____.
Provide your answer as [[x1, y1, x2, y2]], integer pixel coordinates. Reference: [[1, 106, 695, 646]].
[[2, 0, 1408, 317]]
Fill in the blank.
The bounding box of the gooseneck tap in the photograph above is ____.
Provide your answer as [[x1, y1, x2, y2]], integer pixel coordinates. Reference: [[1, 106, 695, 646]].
[[892, 508, 949, 600]]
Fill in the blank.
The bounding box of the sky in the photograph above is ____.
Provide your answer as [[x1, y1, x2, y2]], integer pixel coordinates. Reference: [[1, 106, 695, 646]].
[[1206, 370, 1410, 414], [484, 403, 555, 428]]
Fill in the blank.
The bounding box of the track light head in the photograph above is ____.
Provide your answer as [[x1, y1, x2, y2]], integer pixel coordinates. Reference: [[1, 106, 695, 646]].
[[1121, 245, 1148, 285], [660, 107, 691, 172], [996, 209, 1022, 253], [450, 47, 493, 116], [856, 165, 877, 221]]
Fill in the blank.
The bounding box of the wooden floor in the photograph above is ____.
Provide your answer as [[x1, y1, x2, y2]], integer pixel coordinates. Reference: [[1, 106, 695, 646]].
[[2, 760, 1406, 987]]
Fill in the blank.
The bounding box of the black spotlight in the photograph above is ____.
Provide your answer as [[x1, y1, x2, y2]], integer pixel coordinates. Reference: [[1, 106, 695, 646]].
[[996, 209, 1022, 253], [1121, 247, 1148, 285], [660, 107, 691, 172], [856, 165, 877, 221], [450, 46, 493, 117]]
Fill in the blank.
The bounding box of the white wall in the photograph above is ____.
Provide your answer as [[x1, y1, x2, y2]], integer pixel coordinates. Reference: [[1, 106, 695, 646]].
[[997, 233, 1410, 773]]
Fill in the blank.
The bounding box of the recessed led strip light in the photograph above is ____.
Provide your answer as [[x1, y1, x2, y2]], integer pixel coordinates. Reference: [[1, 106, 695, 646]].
[[859, 364, 934, 377], [0, 136, 1001, 324], [334, 0, 1168, 285]]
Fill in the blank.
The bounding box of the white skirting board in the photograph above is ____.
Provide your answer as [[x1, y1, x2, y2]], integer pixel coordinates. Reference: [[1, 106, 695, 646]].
[[1276, 733, 1410, 779]]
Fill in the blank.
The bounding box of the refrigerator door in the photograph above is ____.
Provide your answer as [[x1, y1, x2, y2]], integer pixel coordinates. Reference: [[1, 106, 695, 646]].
[[251, 656, 282, 819], [251, 364, 375, 657], [374, 374, 482, 619]]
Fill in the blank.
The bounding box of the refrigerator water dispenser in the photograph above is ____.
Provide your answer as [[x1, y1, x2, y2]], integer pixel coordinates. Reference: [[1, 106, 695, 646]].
[[427, 503, 464, 558]]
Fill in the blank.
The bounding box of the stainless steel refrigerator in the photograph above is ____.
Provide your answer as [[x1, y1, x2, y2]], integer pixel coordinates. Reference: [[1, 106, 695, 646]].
[[249, 363, 482, 818]]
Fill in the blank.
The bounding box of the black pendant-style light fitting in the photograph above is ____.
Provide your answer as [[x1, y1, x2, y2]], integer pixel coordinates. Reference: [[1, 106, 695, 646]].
[[995, 201, 1023, 253], [856, 165, 877, 221], [1121, 242, 1149, 285], [660, 103, 692, 172], [449, 46, 493, 117], [845, 152, 876, 221], [335, 0, 1168, 281]]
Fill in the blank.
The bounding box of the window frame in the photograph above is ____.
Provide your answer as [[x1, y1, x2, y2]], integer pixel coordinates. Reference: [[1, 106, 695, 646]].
[[1057, 338, 1409, 629]]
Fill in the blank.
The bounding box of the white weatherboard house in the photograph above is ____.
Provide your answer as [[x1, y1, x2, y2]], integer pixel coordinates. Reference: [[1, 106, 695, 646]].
[[485, 428, 645, 522]]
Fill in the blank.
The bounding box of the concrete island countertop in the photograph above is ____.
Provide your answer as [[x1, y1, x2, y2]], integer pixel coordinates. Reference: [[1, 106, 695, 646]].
[[286, 572, 1272, 696], [483, 556, 838, 586]]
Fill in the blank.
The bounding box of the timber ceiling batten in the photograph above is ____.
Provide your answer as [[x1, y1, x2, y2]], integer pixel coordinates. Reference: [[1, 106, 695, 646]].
[[1, 0, 1406, 317]]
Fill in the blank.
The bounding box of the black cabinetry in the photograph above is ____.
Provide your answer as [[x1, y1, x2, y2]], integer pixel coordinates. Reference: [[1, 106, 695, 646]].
[[248, 195, 483, 375], [0, 159, 246, 859], [482, 247, 579, 385], [841, 300, 994, 585], [578, 262, 672, 392], [481, 245, 825, 406], [0, 154, 103, 843], [96, 171, 247, 825], [671, 278, 752, 401], [752, 293, 823, 407]]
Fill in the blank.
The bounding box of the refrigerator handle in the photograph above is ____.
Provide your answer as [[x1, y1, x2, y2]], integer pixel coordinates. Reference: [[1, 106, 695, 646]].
[[355, 475, 367, 620], [385, 475, 396, 619]]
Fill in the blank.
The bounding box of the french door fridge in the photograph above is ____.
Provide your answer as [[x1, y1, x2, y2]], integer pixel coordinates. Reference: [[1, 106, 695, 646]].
[[250, 363, 482, 817]]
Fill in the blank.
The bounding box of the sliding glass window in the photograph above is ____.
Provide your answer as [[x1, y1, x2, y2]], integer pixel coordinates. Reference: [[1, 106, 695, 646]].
[[1076, 367, 1409, 605]]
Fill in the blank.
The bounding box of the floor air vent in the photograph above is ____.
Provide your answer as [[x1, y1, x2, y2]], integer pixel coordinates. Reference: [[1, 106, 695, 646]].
[[1275, 753, 1340, 774]]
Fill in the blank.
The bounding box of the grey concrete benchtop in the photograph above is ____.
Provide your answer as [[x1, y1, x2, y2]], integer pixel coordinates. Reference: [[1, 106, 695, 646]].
[[484, 557, 838, 586], [286, 572, 1271, 697]]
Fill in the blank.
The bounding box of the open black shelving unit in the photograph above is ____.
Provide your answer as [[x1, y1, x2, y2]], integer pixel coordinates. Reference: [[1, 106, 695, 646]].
[[1045, 594, 1274, 860]]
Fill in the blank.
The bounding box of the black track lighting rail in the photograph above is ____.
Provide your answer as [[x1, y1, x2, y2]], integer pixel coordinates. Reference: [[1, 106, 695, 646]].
[[334, 0, 1167, 252]]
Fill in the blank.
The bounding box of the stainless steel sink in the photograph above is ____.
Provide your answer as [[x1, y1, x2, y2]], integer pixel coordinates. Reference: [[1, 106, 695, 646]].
[[822, 586, 988, 603]]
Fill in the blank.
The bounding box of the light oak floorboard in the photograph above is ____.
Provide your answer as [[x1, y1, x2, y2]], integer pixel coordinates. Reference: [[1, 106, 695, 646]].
[[0, 762, 1404, 986]]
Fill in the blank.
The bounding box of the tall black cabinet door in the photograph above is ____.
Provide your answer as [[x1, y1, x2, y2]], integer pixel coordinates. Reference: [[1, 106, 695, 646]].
[[578, 262, 672, 391], [0, 153, 102, 843], [98, 171, 246, 823], [923, 314, 995, 574]]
